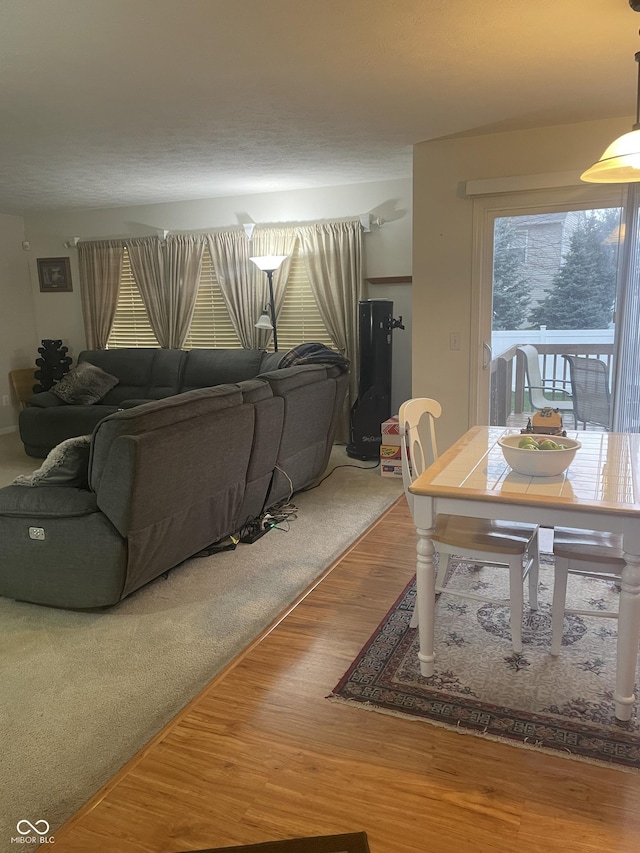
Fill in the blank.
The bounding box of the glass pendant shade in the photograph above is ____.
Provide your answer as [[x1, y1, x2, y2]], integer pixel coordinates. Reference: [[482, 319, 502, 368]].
[[255, 312, 274, 330], [581, 129, 640, 183], [249, 255, 287, 272], [582, 47, 640, 184]]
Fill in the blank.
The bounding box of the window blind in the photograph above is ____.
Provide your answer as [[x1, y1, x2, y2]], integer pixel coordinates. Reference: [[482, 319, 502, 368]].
[[276, 247, 335, 352], [106, 242, 334, 352], [107, 248, 159, 348], [183, 247, 241, 349]]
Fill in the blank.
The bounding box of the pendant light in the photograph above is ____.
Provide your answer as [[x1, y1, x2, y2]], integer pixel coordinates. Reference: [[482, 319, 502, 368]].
[[581, 49, 640, 183]]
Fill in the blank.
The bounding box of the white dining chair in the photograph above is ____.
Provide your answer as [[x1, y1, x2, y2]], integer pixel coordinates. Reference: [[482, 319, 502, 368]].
[[550, 528, 624, 656], [399, 398, 540, 653]]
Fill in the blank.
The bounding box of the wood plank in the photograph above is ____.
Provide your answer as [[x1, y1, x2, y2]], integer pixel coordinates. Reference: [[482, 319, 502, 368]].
[[52, 500, 640, 853], [365, 276, 412, 285]]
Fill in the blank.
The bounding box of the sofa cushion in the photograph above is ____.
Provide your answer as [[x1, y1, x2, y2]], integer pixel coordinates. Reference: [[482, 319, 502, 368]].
[[51, 362, 119, 405], [180, 349, 265, 391], [24, 390, 66, 409], [13, 435, 92, 488], [77, 348, 186, 405]]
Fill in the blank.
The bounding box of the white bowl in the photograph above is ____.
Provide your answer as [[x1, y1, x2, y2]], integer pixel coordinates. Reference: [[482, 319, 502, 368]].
[[498, 434, 581, 477]]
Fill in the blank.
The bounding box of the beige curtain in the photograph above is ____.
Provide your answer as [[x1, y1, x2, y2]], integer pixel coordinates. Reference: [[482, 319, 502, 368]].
[[296, 220, 364, 438], [78, 240, 125, 349], [125, 235, 205, 348], [207, 228, 296, 349]]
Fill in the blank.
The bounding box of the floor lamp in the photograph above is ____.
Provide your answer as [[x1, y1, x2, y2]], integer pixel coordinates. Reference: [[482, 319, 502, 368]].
[[250, 255, 287, 351]]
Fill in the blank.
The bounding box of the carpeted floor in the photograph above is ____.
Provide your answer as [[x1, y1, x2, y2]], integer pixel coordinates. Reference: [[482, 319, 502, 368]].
[[0, 433, 402, 852], [329, 554, 640, 772]]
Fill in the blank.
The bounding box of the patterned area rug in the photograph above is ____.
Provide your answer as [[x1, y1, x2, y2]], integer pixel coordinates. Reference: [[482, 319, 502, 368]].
[[329, 554, 640, 771]]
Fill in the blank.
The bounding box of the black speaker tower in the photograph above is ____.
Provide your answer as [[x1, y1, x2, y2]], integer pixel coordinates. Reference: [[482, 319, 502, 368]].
[[346, 299, 404, 460]]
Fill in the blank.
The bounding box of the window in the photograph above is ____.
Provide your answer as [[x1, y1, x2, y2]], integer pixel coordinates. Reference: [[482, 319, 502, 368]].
[[182, 248, 240, 349], [276, 246, 335, 351], [107, 248, 158, 348], [107, 241, 335, 352]]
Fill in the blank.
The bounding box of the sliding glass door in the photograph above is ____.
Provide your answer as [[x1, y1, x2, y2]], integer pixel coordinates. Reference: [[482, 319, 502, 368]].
[[470, 185, 640, 432], [613, 183, 640, 432]]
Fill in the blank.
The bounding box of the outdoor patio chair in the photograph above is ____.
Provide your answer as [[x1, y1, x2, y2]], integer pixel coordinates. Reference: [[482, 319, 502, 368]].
[[516, 344, 575, 427], [561, 354, 611, 430], [399, 397, 540, 653], [550, 527, 624, 656]]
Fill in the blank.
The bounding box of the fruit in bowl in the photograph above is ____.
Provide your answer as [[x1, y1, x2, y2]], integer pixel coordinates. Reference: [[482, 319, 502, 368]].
[[517, 435, 566, 451], [498, 433, 581, 477]]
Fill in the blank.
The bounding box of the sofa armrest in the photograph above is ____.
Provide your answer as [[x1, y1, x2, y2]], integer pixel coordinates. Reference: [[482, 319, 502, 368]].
[[259, 351, 285, 372], [0, 485, 98, 518], [25, 391, 66, 408]]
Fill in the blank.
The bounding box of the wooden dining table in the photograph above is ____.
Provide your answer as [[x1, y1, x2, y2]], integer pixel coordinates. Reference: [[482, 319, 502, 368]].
[[408, 425, 640, 722]]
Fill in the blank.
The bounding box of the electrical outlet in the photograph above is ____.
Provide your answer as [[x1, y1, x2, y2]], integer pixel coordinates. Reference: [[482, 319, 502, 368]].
[[449, 332, 461, 351], [1, 395, 9, 407]]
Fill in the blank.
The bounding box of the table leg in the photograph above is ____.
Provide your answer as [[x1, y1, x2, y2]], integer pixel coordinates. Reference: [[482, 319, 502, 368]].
[[416, 524, 436, 678], [615, 551, 640, 721]]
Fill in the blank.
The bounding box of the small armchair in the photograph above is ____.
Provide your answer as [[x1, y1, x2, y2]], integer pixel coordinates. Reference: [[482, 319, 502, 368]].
[[561, 354, 611, 431]]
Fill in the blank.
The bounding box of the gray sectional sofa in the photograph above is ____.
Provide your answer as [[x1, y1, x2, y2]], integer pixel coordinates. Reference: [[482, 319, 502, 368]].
[[19, 347, 286, 457], [1, 348, 348, 609]]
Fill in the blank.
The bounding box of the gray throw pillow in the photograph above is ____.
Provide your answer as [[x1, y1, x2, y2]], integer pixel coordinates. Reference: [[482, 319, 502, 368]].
[[51, 361, 119, 405], [13, 435, 92, 488]]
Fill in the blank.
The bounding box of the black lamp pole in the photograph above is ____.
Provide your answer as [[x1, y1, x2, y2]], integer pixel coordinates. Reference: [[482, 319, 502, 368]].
[[266, 269, 278, 351]]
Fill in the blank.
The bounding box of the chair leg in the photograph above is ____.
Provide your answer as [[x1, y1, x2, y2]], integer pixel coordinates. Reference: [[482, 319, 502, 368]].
[[411, 553, 449, 628], [551, 555, 569, 656], [509, 557, 524, 654], [528, 529, 540, 612]]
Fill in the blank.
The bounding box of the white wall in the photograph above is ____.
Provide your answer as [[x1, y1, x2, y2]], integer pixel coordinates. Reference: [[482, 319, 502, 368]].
[[412, 116, 631, 448], [23, 177, 413, 406], [0, 214, 39, 432]]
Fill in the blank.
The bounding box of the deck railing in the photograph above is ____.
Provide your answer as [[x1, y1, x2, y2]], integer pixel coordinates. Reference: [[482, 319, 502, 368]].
[[490, 343, 614, 426]]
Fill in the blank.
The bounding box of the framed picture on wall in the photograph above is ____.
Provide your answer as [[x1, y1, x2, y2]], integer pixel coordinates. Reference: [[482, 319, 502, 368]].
[[37, 257, 73, 292]]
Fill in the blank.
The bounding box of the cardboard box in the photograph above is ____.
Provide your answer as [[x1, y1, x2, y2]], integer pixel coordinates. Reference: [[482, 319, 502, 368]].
[[381, 461, 402, 478], [381, 415, 400, 437], [380, 444, 401, 460], [381, 416, 403, 476], [382, 415, 399, 434]]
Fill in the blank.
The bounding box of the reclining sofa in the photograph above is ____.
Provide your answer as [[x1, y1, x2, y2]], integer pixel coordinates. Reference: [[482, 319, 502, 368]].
[[19, 347, 289, 458], [1, 348, 348, 609]]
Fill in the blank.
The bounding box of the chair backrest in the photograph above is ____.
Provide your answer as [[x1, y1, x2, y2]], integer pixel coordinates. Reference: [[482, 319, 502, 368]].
[[9, 368, 36, 410], [398, 398, 441, 515], [562, 354, 611, 429], [516, 345, 547, 410]]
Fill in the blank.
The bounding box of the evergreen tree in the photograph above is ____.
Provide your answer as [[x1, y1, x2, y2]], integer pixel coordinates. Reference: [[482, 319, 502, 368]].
[[492, 219, 531, 330], [528, 212, 618, 330]]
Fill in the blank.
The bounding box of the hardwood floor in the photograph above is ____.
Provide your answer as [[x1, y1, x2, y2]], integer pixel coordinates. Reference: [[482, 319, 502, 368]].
[[53, 499, 640, 853]]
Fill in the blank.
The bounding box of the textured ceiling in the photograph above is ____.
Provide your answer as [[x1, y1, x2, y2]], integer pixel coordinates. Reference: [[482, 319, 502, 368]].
[[0, 0, 637, 214]]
